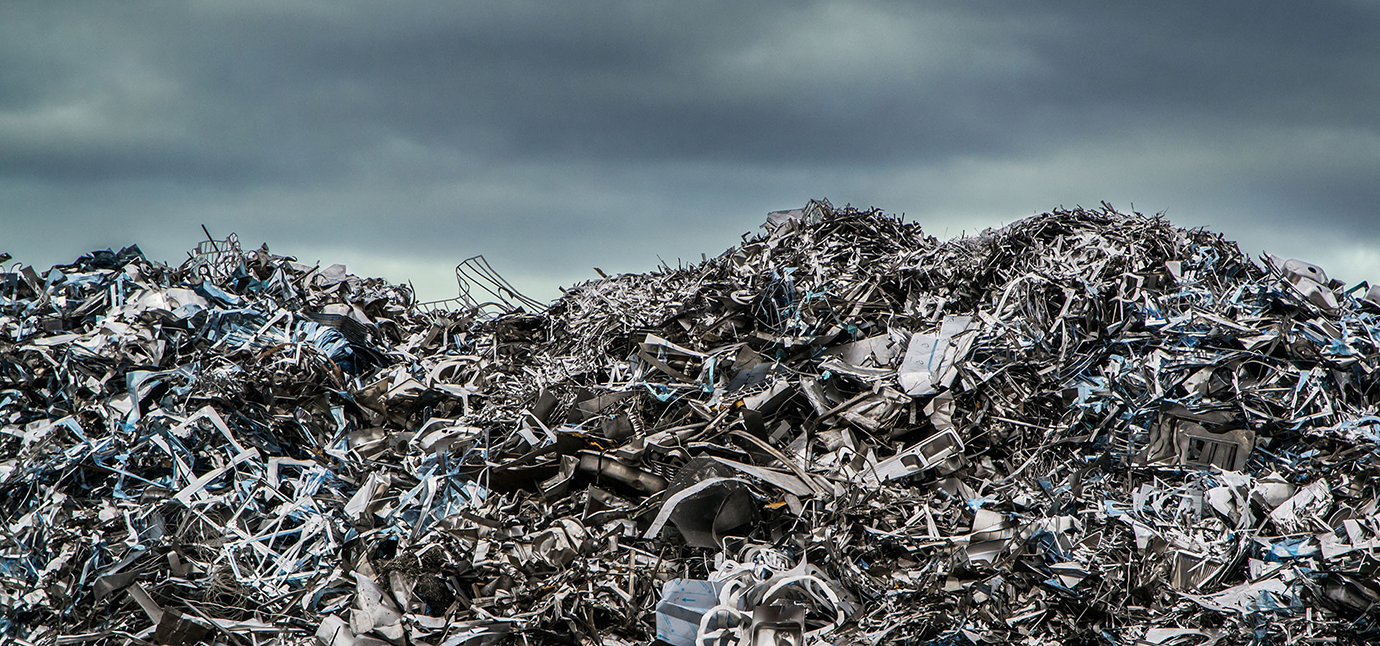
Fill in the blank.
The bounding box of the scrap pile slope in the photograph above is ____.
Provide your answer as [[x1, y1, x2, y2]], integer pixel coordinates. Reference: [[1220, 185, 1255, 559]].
[[3, 203, 1380, 645]]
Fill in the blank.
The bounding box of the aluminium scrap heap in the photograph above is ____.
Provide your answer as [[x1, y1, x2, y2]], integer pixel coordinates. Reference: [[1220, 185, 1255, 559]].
[[4, 203, 1380, 645]]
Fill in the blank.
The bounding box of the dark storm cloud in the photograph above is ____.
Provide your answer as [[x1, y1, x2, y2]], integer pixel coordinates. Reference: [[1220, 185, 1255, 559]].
[[2, 1, 1379, 301]]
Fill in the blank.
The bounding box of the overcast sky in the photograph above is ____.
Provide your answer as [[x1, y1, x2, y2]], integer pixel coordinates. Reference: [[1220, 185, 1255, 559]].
[[3, 1, 1378, 303]]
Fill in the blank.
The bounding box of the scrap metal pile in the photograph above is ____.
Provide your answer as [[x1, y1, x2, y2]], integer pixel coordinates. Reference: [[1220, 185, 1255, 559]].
[[4, 202, 1380, 645]]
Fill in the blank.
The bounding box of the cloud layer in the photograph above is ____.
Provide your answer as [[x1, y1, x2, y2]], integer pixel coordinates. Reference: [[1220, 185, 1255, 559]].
[[4, 1, 1378, 301]]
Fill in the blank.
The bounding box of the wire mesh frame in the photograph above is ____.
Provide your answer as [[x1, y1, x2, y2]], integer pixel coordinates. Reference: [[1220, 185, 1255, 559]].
[[455, 255, 545, 314], [189, 231, 244, 281], [410, 255, 546, 317]]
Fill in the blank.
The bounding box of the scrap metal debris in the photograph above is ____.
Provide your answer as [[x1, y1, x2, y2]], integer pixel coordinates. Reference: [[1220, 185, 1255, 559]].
[[5, 201, 1380, 645]]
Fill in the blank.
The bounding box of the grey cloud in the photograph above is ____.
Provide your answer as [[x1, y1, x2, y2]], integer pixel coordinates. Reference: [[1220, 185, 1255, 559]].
[[2, 1, 1378, 300], [9, 1, 1377, 178]]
